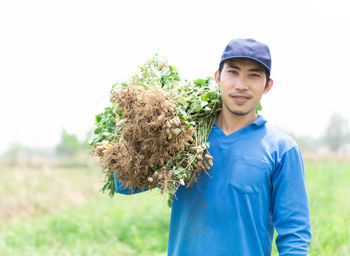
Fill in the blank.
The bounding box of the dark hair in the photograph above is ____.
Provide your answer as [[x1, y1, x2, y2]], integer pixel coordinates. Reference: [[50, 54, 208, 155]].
[[218, 60, 270, 87]]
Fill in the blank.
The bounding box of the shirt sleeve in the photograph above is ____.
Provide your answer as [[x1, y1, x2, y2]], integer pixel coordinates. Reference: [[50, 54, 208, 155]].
[[114, 171, 148, 195], [271, 146, 312, 255]]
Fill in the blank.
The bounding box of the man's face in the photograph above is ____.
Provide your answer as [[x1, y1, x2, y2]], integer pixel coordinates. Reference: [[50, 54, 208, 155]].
[[214, 58, 273, 118]]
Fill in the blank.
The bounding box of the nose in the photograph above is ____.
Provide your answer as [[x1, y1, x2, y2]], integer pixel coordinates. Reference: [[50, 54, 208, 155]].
[[234, 76, 248, 91]]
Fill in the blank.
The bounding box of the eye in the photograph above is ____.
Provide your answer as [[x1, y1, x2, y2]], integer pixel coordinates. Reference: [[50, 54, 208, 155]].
[[250, 73, 261, 77], [228, 70, 238, 74]]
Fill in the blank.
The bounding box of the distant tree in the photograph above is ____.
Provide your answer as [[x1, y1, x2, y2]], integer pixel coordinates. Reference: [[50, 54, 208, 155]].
[[56, 130, 84, 156], [2, 143, 22, 162], [323, 113, 350, 152], [294, 135, 321, 153], [280, 129, 321, 153]]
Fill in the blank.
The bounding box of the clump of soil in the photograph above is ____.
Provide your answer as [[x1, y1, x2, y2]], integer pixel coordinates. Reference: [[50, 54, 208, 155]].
[[97, 87, 211, 194]]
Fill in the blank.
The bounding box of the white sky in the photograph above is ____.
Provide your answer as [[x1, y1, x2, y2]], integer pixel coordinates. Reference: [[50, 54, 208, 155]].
[[0, 0, 350, 153]]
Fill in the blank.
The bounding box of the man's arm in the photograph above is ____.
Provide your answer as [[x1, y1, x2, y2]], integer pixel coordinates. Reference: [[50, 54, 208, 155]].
[[114, 171, 148, 195], [271, 146, 312, 255]]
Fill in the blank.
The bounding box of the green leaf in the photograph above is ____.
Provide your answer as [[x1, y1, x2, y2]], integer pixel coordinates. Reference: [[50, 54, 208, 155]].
[[187, 121, 196, 127], [185, 169, 191, 179], [256, 102, 263, 113], [172, 167, 180, 175], [193, 79, 206, 87], [94, 127, 102, 134], [201, 93, 211, 101], [95, 114, 103, 124], [178, 97, 187, 105], [190, 102, 202, 113], [167, 197, 173, 208], [106, 119, 116, 129], [179, 109, 188, 121], [204, 106, 211, 112], [200, 101, 208, 107], [89, 135, 103, 146]]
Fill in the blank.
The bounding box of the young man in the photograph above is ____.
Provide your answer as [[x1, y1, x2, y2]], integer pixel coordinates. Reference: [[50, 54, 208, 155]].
[[116, 38, 312, 255]]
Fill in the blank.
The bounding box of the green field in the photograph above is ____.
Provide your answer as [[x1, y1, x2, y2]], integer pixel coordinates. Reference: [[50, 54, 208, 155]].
[[0, 159, 349, 255]]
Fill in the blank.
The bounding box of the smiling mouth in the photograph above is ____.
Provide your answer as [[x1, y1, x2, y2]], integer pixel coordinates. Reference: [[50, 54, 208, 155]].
[[231, 94, 251, 104]]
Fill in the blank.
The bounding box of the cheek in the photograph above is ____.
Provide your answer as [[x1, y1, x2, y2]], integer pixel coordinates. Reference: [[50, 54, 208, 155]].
[[252, 82, 266, 94], [220, 88, 230, 102], [219, 78, 234, 90], [220, 85, 231, 97]]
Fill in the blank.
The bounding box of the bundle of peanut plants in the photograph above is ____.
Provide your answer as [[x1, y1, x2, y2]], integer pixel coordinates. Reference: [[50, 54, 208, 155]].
[[88, 55, 222, 205]]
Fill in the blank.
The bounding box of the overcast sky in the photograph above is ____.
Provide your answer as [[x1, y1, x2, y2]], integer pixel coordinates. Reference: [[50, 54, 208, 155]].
[[0, 0, 349, 153]]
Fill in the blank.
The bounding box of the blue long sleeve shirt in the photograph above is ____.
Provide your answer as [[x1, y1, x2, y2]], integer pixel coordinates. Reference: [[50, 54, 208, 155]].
[[115, 115, 311, 256]]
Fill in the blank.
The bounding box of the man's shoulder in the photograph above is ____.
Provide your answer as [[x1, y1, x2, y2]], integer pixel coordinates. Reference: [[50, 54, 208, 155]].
[[263, 123, 298, 153]]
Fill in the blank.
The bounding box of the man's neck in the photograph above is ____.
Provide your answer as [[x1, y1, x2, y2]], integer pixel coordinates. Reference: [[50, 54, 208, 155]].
[[216, 110, 257, 136]]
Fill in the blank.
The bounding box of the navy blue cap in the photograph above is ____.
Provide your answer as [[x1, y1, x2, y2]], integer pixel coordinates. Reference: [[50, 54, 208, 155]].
[[220, 38, 271, 74]]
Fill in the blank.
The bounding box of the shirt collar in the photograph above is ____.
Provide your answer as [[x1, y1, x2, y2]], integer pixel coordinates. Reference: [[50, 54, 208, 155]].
[[251, 115, 267, 128], [213, 115, 267, 129]]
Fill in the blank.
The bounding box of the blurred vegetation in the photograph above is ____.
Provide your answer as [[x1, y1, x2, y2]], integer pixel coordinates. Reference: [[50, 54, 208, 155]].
[[290, 134, 321, 153], [0, 130, 97, 169], [1, 144, 56, 164], [322, 112, 350, 152], [280, 113, 350, 154], [56, 130, 87, 157]]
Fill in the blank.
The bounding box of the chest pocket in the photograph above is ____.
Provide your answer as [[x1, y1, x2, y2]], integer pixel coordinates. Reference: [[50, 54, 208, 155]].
[[228, 158, 270, 194]]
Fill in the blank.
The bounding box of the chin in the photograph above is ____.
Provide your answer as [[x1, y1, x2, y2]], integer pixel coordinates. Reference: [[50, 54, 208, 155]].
[[230, 110, 250, 116], [224, 103, 255, 116], [227, 106, 253, 116]]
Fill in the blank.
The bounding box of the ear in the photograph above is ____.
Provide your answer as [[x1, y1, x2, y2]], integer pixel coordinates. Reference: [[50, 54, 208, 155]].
[[214, 70, 220, 85], [264, 78, 273, 93]]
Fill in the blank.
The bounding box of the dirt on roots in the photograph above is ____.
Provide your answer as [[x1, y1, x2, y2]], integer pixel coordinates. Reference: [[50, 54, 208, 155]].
[[96, 87, 211, 194]]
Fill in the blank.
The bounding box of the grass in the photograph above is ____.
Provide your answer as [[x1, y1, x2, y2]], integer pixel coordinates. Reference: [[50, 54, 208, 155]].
[[0, 158, 349, 255], [304, 159, 350, 256], [0, 192, 170, 256]]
